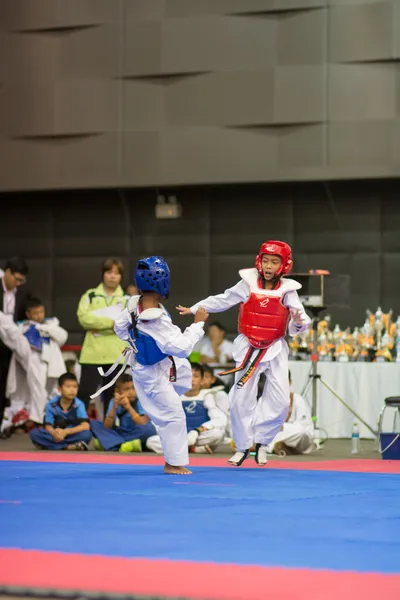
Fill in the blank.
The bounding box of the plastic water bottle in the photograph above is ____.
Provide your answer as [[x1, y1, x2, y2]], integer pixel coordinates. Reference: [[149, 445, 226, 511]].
[[351, 422, 360, 454]]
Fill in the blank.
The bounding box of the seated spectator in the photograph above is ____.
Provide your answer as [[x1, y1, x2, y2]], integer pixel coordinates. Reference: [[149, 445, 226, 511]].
[[202, 364, 230, 393], [0, 300, 67, 433], [90, 374, 157, 453], [30, 373, 92, 451], [198, 322, 233, 366], [267, 371, 314, 455], [145, 363, 227, 455], [202, 365, 231, 441]]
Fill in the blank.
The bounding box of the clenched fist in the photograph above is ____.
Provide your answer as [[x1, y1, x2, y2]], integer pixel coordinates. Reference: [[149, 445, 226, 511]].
[[194, 307, 209, 323]]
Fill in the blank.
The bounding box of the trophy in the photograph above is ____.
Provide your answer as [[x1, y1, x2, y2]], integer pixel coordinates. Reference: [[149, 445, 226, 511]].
[[332, 324, 342, 357], [373, 306, 395, 362], [332, 324, 342, 343], [374, 307, 384, 353], [288, 336, 300, 360], [357, 311, 374, 360], [351, 326, 361, 361], [317, 331, 333, 361], [378, 331, 393, 362], [383, 309, 392, 330], [362, 311, 373, 338], [335, 343, 350, 362]]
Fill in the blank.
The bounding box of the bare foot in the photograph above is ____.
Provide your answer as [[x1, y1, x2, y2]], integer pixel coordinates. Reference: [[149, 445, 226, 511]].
[[164, 463, 192, 475]]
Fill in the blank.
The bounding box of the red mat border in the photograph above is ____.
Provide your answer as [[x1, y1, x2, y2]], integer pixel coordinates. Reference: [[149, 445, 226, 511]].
[[1, 451, 399, 473], [0, 549, 399, 600]]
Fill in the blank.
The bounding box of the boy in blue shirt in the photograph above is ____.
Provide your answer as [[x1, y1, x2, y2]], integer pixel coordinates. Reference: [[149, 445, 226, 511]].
[[90, 374, 157, 452], [30, 373, 92, 450]]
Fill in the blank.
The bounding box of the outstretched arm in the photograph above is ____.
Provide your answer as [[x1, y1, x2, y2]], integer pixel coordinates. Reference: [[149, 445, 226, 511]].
[[142, 309, 208, 359], [177, 280, 249, 316]]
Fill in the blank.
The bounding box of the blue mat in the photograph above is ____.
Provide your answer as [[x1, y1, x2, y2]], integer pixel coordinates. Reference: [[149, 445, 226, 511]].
[[1, 461, 399, 573]]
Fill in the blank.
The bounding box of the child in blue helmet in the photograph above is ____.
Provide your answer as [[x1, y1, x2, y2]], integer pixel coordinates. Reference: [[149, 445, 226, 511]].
[[113, 256, 209, 475]]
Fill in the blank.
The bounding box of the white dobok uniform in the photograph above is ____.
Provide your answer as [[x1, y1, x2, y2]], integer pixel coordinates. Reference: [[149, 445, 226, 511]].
[[146, 387, 227, 455], [0, 312, 68, 427], [268, 392, 314, 454], [114, 297, 205, 466], [203, 384, 232, 439], [190, 269, 311, 451]]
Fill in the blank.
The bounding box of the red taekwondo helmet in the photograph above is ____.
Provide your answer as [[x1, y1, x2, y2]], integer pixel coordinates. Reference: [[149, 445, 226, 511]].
[[255, 240, 293, 277]]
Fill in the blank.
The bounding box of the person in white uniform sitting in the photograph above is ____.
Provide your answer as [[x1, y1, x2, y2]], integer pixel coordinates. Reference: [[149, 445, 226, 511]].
[[202, 365, 232, 441], [267, 371, 314, 455]]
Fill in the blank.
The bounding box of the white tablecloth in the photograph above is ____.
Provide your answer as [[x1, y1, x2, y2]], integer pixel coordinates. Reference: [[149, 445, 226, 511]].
[[289, 361, 400, 439]]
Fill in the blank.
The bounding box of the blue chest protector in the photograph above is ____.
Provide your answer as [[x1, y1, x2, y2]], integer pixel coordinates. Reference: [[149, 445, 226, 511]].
[[182, 399, 209, 432], [23, 323, 50, 352], [128, 313, 168, 366]]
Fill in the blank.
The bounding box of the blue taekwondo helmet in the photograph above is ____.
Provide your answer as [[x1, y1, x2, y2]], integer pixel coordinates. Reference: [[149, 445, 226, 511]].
[[134, 256, 170, 299]]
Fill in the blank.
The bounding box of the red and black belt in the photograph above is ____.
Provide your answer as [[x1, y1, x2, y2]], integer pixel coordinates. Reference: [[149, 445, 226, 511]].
[[219, 345, 269, 388], [168, 356, 177, 382]]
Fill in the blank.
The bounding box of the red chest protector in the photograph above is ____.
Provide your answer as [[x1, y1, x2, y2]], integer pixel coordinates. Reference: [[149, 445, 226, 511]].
[[238, 279, 290, 349]]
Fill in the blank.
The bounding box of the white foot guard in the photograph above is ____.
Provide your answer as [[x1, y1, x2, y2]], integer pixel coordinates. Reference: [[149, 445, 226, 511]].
[[228, 449, 250, 466], [255, 444, 268, 466]]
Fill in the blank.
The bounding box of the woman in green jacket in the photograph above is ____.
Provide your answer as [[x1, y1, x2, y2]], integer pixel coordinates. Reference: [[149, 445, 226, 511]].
[[77, 258, 128, 414]]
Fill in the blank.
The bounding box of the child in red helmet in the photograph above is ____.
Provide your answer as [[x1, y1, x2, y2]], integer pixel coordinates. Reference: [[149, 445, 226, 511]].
[[177, 240, 311, 467]]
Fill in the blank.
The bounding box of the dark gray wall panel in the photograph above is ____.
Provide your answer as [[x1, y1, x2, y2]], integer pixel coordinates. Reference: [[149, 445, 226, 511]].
[[0, 0, 116, 31], [0, 0, 399, 189], [162, 17, 278, 74], [382, 254, 400, 314], [330, 2, 395, 63], [329, 121, 393, 168], [277, 8, 327, 66], [329, 65, 398, 121], [278, 124, 325, 168], [294, 193, 381, 253], [166, 0, 326, 18], [166, 72, 276, 127]]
